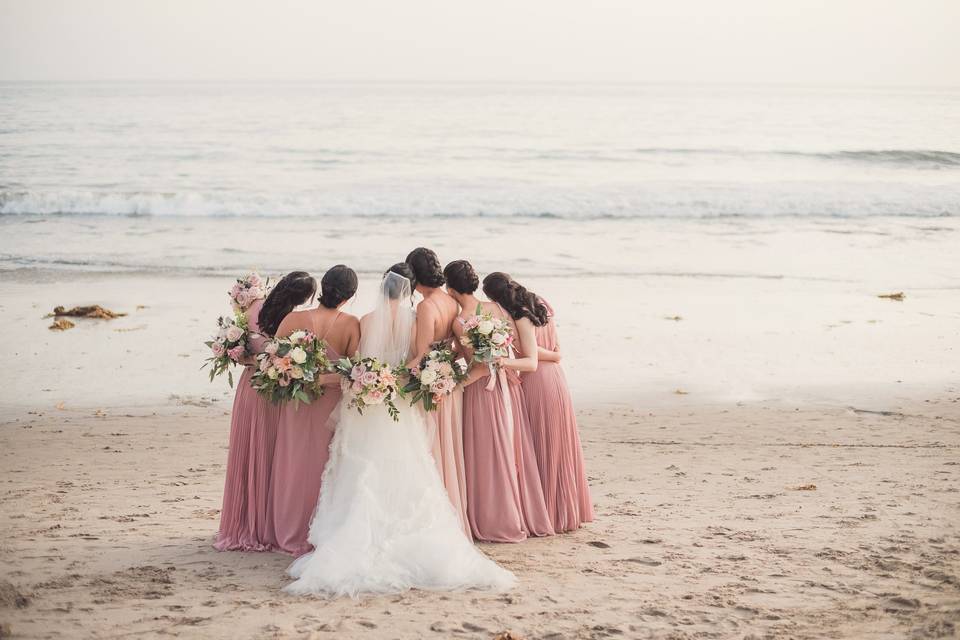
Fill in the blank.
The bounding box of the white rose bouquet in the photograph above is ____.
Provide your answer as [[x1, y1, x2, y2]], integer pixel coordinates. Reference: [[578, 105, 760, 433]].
[[460, 305, 514, 364], [203, 314, 251, 387], [332, 356, 405, 421], [251, 330, 330, 407], [403, 341, 469, 411]]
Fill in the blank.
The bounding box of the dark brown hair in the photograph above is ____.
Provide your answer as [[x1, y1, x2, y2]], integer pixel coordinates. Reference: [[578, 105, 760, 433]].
[[443, 260, 479, 294], [482, 272, 548, 327], [406, 247, 445, 288], [319, 265, 358, 309], [259, 271, 316, 337]]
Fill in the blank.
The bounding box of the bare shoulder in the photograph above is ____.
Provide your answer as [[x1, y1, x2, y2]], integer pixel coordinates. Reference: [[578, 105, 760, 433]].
[[339, 312, 361, 328], [276, 309, 312, 336]]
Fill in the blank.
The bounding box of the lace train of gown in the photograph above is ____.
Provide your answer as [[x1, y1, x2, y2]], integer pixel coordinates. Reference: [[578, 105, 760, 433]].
[[283, 399, 515, 597]]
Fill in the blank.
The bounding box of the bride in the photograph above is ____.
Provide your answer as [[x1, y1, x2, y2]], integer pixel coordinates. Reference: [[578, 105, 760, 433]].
[[284, 266, 516, 597]]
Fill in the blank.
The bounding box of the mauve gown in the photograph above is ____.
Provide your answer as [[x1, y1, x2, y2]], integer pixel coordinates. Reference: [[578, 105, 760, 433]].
[[461, 370, 526, 543], [427, 387, 470, 538], [461, 309, 554, 543], [214, 299, 282, 551], [266, 342, 342, 556], [519, 301, 594, 531]]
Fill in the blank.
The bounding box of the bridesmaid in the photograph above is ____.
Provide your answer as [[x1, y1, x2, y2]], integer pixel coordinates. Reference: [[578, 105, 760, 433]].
[[266, 265, 360, 556], [483, 273, 594, 532], [445, 260, 553, 542], [215, 271, 314, 551], [405, 248, 470, 538]]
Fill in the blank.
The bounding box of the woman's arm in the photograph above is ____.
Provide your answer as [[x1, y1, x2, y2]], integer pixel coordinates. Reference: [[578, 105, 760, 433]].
[[498, 318, 539, 373], [537, 345, 561, 363]]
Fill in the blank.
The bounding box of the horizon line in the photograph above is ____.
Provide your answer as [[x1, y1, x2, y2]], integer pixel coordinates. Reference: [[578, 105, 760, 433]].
[[1, 78, 958, 91]]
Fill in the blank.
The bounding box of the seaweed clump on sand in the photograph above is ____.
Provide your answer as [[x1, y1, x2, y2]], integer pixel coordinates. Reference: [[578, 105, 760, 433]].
[[47, 305, 127, 319]]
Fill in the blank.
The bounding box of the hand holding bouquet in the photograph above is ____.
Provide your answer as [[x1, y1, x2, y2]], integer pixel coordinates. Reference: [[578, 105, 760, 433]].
[[460, 305, 514, 364], [229, 272, 268, 314], [332, 356, 405, 421], [460, 305, 514, 390], [251, 331, 330, 407], [403, 341, 469, 411], [203, 315, 251, 387]]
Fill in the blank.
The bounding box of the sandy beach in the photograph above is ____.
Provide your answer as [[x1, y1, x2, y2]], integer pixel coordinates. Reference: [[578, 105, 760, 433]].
[[2, 400, 958, 639], [1, 216, 959, 638]]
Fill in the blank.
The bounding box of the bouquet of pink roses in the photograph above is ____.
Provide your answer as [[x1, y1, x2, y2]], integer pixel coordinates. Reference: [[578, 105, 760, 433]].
[[403, 341, 469, 411], [203, 315, 251, 387], [332, 356, 405, 421], [229, 272, 269, 314], [251, 330, 330, 407], [459, 305, 514, 364]]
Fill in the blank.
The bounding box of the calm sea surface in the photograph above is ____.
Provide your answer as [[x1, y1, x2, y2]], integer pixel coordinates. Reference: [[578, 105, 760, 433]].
[[1, 82, 958, 275]]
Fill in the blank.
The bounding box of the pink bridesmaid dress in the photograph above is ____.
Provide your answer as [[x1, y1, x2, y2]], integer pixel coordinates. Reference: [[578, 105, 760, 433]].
[[428, 385, 470, 538], [214, 299, 282, 551], [461, 372, 526, 543], [519, 300, 594, 531], [461, 307, 554, 542], [504, 371, 555, 537], [265, 318, 343, 556]]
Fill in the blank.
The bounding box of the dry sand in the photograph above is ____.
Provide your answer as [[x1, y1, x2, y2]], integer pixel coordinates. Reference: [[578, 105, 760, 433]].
[[2, 398, 958, 639]]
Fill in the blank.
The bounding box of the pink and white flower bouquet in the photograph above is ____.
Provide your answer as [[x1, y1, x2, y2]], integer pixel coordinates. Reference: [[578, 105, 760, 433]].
[[203, 315, 251, 387], [251, 330, 330, 407], [403, 341, 469, 411], [460, 305, 514, 364], [332, 356, 405, 421], [229, 272, 269, 314]]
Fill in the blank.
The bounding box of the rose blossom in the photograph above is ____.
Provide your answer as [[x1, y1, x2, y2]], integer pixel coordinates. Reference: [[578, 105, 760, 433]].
[[361, 371, 378, 386], [264, 341, 278, 355], [379, 369, 397, 386], [227, 345, 245, 361], [491, 332, 506, 346], [419, 369, 438, 385], [226, 325, 244, 342], [366, 389, 385, 404], [211, 342, 225, 356], [290, 366, 304, 379], [290, 347, 308, 364], [350, 364, 367, 381]]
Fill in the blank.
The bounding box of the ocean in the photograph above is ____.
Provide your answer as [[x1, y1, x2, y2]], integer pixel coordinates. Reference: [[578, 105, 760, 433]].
[[1, 82, 958, 277]]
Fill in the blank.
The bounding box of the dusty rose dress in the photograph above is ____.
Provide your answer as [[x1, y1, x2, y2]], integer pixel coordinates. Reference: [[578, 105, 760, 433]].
[[214, 300, 282, 551], [519, 301, 594, 531], [428, 387, 470, 538], [265, 318, 343, 556], [460, 307, 554, 542], [461, 369, 526, 543]]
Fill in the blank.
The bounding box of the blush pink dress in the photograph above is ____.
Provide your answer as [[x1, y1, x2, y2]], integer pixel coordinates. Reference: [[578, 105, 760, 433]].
[[265, 315, 343, 556], [428, 386, 470, 538], [460, 306, 554, 542], [519, 300, 594, 531], [461, 368, 526, 543], [214, 300, 282, 551]]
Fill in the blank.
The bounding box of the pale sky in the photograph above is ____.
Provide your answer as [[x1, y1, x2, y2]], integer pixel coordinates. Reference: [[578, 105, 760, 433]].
[[1, 0, 958, 86]]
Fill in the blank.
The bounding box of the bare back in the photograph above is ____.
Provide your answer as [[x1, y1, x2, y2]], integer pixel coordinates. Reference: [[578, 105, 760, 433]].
[[277, 307, 360, 358], [410, 289, 460, 363]]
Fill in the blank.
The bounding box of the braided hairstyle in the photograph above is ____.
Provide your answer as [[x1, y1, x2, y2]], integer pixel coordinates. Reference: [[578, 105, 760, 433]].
[[482, 272, 549, 327], [258, 271, 317, 337], [383, 262, 416, 299], [443, 260, 479, 294], [319, 264, 358, 309], [405, 247, 445, 288]]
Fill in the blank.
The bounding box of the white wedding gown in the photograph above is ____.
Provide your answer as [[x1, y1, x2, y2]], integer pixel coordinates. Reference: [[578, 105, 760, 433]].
[[284, 272, 515, 597]]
